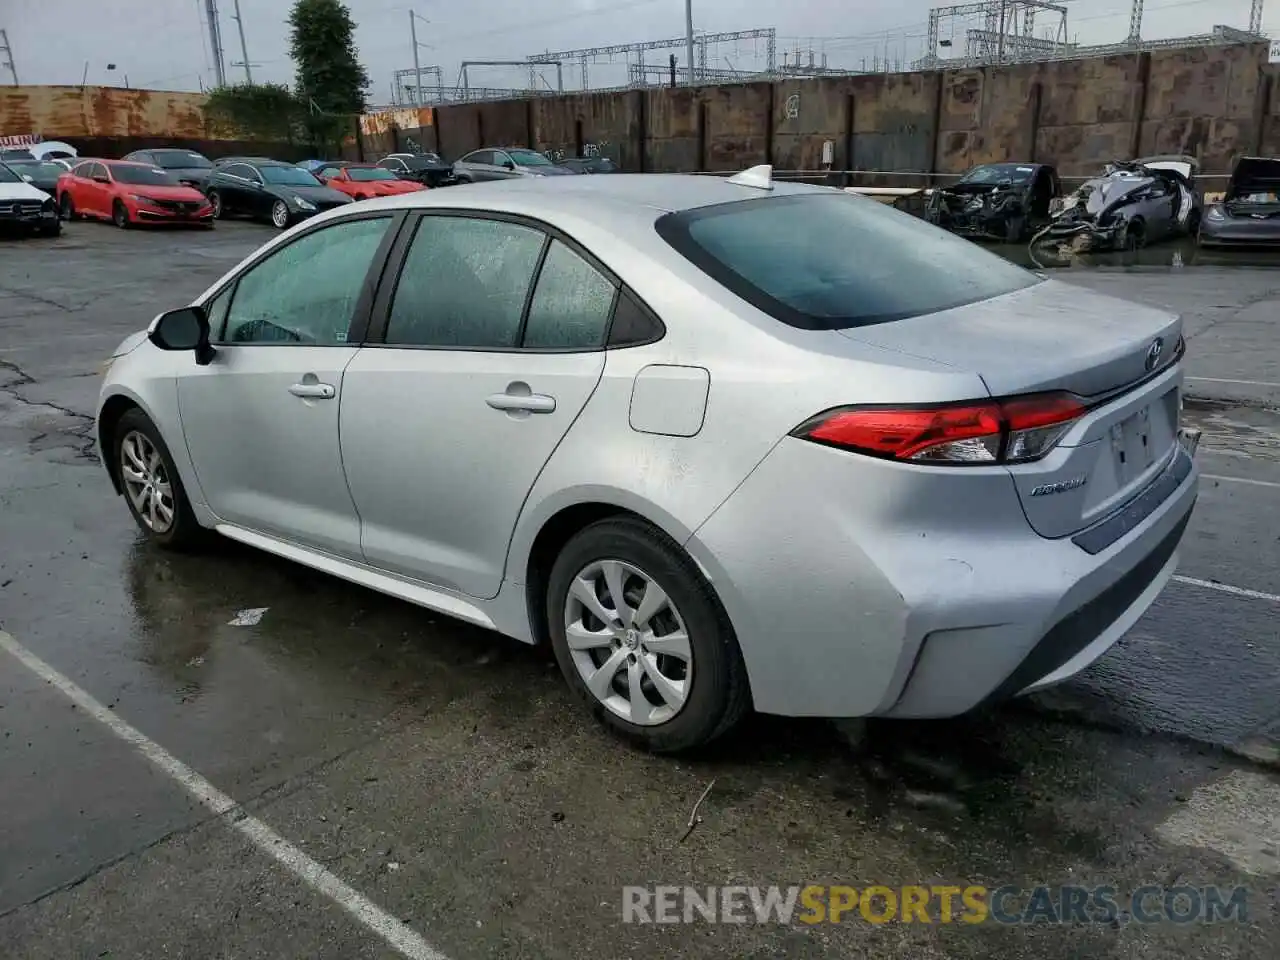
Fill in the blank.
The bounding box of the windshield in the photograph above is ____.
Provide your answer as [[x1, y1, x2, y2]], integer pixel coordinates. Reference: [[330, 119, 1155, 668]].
[[261, 166, 322, 186], [0, 164, 20, 184], [402, 154, 441, 168], [151, 151, 213, 170], [509, 149, 552, 167], [112, 165, 177, 186], [6, 160, 64, 178], [656, 193, 1040, 330], [959, 163, 1035, 185], [348, 167, 398, 182]]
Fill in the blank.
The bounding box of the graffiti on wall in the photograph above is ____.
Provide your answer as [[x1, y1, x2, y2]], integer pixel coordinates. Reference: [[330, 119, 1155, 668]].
[[783, 94, 800, 120], [541, 139, 613, 163]]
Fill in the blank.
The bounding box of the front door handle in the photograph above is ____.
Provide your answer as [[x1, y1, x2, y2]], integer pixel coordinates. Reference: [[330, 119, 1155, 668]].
[[289, 381, 336, 400], [486, 384, 555, 414]]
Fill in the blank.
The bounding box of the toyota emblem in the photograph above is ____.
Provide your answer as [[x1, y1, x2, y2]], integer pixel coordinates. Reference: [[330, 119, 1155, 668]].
[[1144, 338, 1164, 371]]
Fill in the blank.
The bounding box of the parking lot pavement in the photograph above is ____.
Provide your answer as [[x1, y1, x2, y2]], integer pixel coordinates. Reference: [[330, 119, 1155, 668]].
[[1, 221, 1277, 959]]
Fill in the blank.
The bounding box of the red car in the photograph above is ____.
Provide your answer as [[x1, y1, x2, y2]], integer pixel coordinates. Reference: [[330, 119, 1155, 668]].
[[56, 159, 214, 228], [316, 162, 427, 200]]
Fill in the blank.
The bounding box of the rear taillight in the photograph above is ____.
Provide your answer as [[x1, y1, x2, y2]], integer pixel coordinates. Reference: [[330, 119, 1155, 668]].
[[794, 392, 1087, 465]]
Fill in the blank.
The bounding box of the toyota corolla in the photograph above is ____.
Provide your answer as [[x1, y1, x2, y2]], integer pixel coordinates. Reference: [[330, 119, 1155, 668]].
[[94, 168, 1199, 752]]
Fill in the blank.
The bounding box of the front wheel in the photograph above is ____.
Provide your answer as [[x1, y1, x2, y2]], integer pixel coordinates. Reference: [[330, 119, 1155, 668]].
[[1123, 219, 1146, 251], [270, 200, 291, 229], [546, 517, 750, 753], [112, 199, 131, 229], [208, 189, 224, 219], [114, 408, 206, 550], [1185, 209, 1202, 237]]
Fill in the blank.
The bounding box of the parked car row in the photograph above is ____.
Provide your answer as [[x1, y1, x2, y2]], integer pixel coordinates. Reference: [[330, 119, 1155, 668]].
[[1, 142, 622, 240]]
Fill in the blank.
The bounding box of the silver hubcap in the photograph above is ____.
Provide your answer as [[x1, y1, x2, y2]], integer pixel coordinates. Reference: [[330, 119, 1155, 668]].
[[272, 202, 288, 227], [120, 431, 175, 534], [564, 559, 691, 726], [211, 193, 221, 217]]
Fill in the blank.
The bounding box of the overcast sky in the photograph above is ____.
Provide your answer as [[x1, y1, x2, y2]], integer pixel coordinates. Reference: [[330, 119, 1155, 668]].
[[5, 0, 1266, 102]]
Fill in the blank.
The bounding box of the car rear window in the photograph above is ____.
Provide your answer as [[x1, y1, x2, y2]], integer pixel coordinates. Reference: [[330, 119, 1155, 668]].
[[654, 192, 1041, 330]]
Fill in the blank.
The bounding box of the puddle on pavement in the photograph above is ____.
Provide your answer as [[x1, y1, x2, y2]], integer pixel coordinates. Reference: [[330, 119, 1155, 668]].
[[1182, 401, 1280, 461]]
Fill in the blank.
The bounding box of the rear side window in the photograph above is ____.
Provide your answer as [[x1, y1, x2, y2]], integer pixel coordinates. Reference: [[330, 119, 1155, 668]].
[[655, 193, 1040, 330], [522, 241, 617, 349]]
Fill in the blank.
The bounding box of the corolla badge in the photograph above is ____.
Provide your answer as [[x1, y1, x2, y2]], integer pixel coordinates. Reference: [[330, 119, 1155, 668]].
[[1144, 337, 1164, 372], [1029, 475, 1088, 497]]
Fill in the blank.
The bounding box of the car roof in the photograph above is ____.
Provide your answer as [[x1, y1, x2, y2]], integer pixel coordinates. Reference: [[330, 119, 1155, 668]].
[[102, 159, 161, 168], [341, 171, 832, 217]]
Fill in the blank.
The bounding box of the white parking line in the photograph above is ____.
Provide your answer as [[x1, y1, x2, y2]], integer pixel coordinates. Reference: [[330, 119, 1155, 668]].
[[1187, 376, 1280, 388], [1172, 576, 1280, 604], [1202, 473, 1280, 490], [0, 630, 449, 960]]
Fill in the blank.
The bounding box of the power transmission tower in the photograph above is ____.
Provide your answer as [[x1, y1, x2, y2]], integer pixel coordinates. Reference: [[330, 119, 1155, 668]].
[[0, 29, 17, 84], [1250, 0, 1264, 34], [203, 0, 227, 87], [408, 10, 433, 105]]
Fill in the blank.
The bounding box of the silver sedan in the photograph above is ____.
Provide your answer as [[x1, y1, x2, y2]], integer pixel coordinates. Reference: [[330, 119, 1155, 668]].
[[96, 168, 1200, 752]]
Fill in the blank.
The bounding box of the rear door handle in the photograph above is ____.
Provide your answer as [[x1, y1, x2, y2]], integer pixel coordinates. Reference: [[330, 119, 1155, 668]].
[[486, 390, 556, 414], [289, 381, 336, 400]]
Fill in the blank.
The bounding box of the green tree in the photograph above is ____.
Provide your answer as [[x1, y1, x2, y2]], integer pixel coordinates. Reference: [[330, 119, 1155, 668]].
[[289, 0, 370, 154], [204, 83, 305, 142]]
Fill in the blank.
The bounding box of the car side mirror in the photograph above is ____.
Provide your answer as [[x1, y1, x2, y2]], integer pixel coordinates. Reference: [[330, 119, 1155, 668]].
[[502, 160, 515, 170], [149, 306, 215, 366], [21, 174, 32, 182]]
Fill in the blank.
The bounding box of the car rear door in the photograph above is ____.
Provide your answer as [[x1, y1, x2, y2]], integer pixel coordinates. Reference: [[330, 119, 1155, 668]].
[[339, 211, 615, 599], [176, 212, 400, 559]]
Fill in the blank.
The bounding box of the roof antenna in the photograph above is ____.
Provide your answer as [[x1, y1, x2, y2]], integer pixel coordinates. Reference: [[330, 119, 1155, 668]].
[[727, 164, 773, 190]]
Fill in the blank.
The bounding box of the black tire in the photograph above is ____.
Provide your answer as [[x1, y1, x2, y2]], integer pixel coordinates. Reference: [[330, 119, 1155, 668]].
[[1004, 215, 1026, 244], [546, 517, 750, 753], [40, 220, 62, 238], [112, 199, 131, 229], [1185, 209, 1202, 237], [1123, 219, 1145, 251], [113, 408, 207, 550], [209, 189, 225, 219], [60, 192, 76, 221]]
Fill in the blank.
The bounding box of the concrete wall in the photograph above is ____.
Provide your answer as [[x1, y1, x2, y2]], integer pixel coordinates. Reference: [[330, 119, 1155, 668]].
[[5, 42, 1277, 177], [428, 40, 1273, 181]]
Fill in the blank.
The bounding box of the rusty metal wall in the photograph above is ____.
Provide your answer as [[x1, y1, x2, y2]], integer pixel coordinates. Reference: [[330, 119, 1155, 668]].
[[0, 85, 208, 139]]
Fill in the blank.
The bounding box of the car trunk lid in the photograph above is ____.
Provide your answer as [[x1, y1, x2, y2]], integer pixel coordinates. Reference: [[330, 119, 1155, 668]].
[[836, 278, 1185, 538]]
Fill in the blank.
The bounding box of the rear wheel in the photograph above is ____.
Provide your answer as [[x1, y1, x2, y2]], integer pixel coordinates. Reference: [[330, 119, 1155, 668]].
[[112, 199, 131, 229], [270, 200, 290, 229], [1123, 219, 1146, 250], [546, 517, 750, 753], [114, 408, 206, 550]]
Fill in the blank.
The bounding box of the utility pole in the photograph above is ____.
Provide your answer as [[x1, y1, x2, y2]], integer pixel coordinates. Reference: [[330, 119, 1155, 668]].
[[684, 0, 695, 85], [408, 11, 432, 105], [231, 0, 252, 83], [0, 29, 16, 84], [203, 0, 226, 87], [410, 11, 422, 104], [996, 0, 1007, 62]]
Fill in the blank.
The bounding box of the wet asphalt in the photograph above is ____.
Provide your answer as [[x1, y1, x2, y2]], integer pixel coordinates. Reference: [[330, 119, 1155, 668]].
[[1, 220, 1278, 959]]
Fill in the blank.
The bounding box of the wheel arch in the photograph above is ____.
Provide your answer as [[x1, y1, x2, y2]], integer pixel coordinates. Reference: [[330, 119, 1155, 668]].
[[516, 489, 702, 648], [98, 391, 145, 494]]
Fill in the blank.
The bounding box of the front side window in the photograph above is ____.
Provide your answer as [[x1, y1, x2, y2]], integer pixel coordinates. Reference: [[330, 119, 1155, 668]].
[[320, 167, 345, 179], [522, 241, 617, 349], [385, 215, 545, 348], [221, 216, 391, 345], [462, 150, 492, 165], [656, 193, 1041, 330]]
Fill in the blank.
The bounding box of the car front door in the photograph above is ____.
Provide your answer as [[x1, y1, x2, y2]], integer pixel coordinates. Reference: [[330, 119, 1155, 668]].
[[491, 151, 520, 179], [464, 150, 500, 181], [339, 212, 615, 598], [87, 162, 113, 216], [176, 212, 398, 559]]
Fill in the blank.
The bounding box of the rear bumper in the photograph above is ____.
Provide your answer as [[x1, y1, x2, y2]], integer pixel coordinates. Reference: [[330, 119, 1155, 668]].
[[1198, 221, 1280, 245], [686, 432, 1199, 719]]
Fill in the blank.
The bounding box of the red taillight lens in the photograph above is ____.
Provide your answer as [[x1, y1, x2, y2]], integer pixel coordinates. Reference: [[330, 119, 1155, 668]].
[[795, 392, 1087, 465]]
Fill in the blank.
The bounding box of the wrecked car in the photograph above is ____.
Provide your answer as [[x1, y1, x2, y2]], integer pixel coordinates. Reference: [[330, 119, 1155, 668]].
[[1198, 156, 1280, 247], [924, 162, 1060, 242], [1037, 155, 1202, 252]]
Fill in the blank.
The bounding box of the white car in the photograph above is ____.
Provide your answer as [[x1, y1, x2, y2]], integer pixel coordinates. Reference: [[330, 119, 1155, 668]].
[[0, 162, 60, 237]]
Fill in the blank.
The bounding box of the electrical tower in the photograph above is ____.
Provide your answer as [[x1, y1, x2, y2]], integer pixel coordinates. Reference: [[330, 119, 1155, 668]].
[[924, 0, 1072, 66]]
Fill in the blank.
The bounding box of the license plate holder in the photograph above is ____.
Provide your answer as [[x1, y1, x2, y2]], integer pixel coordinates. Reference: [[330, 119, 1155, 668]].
[[1111, 404, 1156, 484]]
